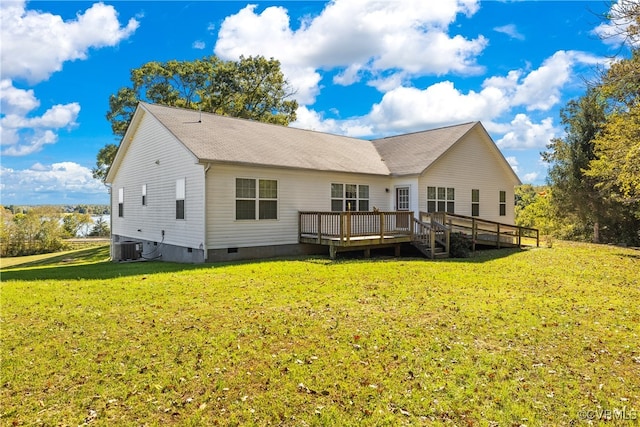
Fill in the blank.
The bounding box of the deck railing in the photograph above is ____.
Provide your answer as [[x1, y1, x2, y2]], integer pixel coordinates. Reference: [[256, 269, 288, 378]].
[[419, 212, 539, 248], [299, 211, 414, 243]]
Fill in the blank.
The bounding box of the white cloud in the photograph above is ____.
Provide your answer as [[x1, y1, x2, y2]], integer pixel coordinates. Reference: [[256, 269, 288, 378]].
[[496, 114, 557, 150], [293, 48, 604, 144], [1, 0, 139, 84], [214, 1, 486, 103], [494, 24, 524, 40], [592, 0, 640, 48], [505, 156, 519, 173], [522, 172, 539, 183], [192, 40, 206, 50], [1, 81, 80, 156], [0, 2, 137, 157], [0, 162, 106, 203]]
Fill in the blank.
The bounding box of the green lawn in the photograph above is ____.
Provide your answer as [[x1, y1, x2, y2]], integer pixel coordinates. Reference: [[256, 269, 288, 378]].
[[1, 242, 639, 426]]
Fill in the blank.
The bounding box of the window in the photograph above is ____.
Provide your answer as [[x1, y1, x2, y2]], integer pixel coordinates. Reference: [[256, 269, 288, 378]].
[[118, 188, 124, 217], [259, 179, 278, 219], [176, 178, 185, 220], [142, 184, 147, 206], [235, 178, 278, 220], [499, 190, 506, 216], [472, 189, 480, 217], [331, 183, 369, 211], [427, 186, 455, 213]]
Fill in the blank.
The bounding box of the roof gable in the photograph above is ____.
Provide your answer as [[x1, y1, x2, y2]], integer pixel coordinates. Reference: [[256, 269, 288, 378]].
[[371, 122, 477, 176]]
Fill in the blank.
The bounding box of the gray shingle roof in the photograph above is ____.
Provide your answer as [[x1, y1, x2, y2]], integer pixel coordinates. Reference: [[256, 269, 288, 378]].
[[140, 102, 390, 176], [371, 122, 478, 175]]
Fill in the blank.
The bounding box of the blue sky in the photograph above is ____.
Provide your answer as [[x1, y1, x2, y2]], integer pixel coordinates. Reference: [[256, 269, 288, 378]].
[[0, 0, 631, 205]]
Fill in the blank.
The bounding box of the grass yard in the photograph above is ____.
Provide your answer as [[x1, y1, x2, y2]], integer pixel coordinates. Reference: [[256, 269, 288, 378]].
[[1, 242, 639, 426]]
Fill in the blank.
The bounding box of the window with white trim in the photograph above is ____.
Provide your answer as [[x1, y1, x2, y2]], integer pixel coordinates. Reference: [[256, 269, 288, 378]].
[[499, 190, 506, 216], [118, 187, 124, 217], [235, 178, 278, 220], [176, 178, 185, 220], [427, 186, 455, 213], [472, 189, 480, 217], [331, 183, 369, 211]]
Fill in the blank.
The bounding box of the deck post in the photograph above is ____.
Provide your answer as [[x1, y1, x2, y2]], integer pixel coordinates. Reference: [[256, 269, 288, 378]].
[[429, 227, 436, 259], [339, 212, 345, 242], [379, 212, 385, 244], [346, 211, 351, 243], [518, 226, 522, 248], [472, 219, 477, 252], [329, 244, 337, 260], [317, 212, 322, 244]]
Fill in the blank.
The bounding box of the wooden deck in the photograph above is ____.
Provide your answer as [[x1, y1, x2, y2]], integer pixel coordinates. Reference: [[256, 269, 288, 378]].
[[299, 211, 415, 259], [299, 211, 539, 259]]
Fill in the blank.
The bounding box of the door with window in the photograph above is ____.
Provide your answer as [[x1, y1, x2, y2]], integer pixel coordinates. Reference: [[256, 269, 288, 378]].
[[395, 186, 410, 228]]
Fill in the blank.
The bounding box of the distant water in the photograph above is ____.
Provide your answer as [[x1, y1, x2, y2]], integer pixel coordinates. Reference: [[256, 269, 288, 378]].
[[77, 215, 111, 237]]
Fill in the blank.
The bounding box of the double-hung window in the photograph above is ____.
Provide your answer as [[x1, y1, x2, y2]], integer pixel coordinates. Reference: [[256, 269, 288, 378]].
[[499, 190, 506, 216], [236, 178, 278, 220], [471, 189, 480, 217], [427, 186, 455, 213], [331, 183, 369, 211], [118, 188, 124, 217], [142, 184, 147, 206], [176, 178, 185, 220]]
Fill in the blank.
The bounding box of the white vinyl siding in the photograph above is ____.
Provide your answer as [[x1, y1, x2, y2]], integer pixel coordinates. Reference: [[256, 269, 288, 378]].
[[206, 165, 390, 249], [417, 127, 519, 224], [110, 111, 205, 249]]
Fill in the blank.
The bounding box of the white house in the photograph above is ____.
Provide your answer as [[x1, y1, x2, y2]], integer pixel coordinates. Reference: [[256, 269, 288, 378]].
[[105, 102, 521, 263]]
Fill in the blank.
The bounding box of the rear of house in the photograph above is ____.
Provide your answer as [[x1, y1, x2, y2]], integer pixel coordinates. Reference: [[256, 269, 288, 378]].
[[106, 103, 521, 263]]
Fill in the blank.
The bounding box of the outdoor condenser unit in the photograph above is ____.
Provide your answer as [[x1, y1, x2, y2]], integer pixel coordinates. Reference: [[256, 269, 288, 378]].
[[115, 241, 142, 261]]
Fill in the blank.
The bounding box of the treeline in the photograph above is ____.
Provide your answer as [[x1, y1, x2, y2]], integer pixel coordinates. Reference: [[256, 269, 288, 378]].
[[4, 204, 110, 215], [516, 5, 640, 246], [0, 206, 110, 257], [517, 4, 640, 246]]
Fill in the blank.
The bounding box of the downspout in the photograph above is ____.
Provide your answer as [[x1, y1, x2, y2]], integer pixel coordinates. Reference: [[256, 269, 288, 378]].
[[203, 163, 211, 261]]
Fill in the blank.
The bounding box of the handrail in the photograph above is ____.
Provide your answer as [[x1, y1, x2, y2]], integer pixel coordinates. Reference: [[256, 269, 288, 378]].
[[299, 211, 414, 243], [419, 211, 539, 248]]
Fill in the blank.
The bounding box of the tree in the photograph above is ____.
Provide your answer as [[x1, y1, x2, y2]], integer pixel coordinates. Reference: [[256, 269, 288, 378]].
[[95, 55, 298, 181], [62, 212, 93, 238], [88, 216, 110, 237], [542, 88, 607, 242], [585, 50, 640, 207], [92, 143, 118, 182]]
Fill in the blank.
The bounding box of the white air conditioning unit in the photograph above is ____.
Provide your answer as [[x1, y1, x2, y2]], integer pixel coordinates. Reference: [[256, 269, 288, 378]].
[[114, 241, 142, 261]]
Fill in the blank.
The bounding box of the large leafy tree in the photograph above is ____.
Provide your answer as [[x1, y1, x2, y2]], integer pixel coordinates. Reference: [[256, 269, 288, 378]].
[[93, 55, 298, 181], [586, 50, 640, 206], [542, 89, 607, 241], [543, 2, 640, 245]]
